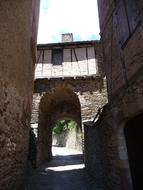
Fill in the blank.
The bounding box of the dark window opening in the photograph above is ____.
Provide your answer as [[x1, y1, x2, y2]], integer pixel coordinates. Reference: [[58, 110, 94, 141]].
[[52, 49, 63, 65]]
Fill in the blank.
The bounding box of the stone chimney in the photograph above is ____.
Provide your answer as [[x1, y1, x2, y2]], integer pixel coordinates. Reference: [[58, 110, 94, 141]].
[[62, 33, 73, 42]]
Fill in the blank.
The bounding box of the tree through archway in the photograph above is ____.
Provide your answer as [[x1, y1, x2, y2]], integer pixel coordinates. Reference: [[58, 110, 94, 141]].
[[52, 119, 82, 150]]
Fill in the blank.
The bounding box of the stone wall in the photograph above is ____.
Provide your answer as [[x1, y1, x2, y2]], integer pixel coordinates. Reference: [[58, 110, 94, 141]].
[[0, 1, 39, 189], [89, 2, 143, 188], [84, 67, 143, 190], [31, 77, 107, 163], [31, 77, 107, 125], [84, 109, 122, 190]]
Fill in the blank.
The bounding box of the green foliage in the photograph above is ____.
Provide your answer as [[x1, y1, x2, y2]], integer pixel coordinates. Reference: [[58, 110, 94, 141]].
[[68, 120, 76, 130], [53, 120, 77, 135]]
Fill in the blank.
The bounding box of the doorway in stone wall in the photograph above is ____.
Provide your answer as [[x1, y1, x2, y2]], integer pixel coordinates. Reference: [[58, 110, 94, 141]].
[[124, 113, 143, 190]]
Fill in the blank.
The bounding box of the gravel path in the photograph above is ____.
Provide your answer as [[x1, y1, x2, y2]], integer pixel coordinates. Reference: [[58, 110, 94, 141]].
[[25, 147, 101, 190]]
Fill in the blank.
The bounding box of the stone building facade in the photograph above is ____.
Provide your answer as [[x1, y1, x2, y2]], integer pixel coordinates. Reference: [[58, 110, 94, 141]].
[[84, 1, 143, 190], [32, 77, 107, 124], [31, 40, 107, 162], [0, 1, 39, 189]]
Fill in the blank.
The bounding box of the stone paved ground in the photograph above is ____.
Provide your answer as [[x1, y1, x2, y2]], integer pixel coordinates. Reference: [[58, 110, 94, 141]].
[[25, 147, 101, 190]]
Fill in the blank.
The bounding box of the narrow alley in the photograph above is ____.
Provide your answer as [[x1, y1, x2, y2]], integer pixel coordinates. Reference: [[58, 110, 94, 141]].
[[1, 1, 143, 190], [25, 147, 100, 190]]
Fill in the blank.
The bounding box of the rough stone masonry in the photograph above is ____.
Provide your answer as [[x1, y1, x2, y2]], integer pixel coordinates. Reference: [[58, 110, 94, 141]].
[[0, 1, 39, 189]]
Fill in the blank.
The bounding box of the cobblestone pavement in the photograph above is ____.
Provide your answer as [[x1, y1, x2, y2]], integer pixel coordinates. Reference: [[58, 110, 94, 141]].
[[25, 147, 101, 190]]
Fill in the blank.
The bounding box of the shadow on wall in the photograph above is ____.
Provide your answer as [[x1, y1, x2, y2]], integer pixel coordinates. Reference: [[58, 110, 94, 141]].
[[124, 113, 143, 190], [28, 128, 37, 168]]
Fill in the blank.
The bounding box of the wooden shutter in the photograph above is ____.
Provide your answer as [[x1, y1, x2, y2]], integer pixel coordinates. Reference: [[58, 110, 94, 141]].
[[125, 0, 141, 32], [114, 0, 130, 46], [52, 49, 63, 65]]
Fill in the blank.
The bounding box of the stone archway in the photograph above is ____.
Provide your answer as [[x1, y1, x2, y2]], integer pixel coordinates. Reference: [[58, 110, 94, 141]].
[[37, 85, 81, 163]]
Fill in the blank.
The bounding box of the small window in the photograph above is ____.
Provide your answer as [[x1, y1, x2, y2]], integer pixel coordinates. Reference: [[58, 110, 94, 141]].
[[52, 49, 63, 65]]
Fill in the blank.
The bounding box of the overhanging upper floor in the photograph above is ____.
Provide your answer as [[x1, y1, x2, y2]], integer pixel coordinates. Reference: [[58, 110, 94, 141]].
[[35, 40, 104, 79]]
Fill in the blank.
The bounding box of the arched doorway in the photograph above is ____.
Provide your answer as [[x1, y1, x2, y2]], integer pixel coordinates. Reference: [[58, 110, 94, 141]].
[[37, 85, 82, 163], [124, 113, 143, 190]]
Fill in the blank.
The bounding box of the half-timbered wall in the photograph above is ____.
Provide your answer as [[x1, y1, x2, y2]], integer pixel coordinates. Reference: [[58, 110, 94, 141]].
[[35, 41, 103, 78]]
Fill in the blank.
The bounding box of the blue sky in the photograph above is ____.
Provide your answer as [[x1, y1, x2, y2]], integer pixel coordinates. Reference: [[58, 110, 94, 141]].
[[37, 0, 100, 44]]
